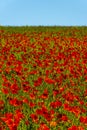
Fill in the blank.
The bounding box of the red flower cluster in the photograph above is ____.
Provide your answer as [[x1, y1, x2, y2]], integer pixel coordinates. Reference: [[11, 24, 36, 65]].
[[0, 109, 24, 130], [50, 100, 62, 108]]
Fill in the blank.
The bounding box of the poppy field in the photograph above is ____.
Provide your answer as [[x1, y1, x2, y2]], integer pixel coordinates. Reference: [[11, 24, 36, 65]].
[[0, 26, 87, 130]]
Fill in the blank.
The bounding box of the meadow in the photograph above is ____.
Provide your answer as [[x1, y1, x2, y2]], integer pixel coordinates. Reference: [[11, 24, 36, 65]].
[[0, 26, 87, 130]]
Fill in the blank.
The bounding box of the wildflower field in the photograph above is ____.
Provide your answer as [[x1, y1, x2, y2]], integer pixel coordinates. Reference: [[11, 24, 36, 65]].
[[0, 26, 87, 130]]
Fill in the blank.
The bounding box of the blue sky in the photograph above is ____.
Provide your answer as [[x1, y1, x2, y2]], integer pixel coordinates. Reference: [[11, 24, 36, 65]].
[[0, 0, 87, 26]]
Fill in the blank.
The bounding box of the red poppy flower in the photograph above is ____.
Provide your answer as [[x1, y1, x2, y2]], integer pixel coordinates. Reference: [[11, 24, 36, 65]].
[[29, 93, 36, 99], [22, 98, 29, 104], [61, 114, 68, 121], [38, 123, 50, 130], [44, 77, 55, 84], [29, 70, 37, 74], [80, 116, 87, 124], [9, 98, 22, 107], [68, 125, 78, 130], [0, 100, 4, 110], [63, 103, 72, 111], [10, 83, 20, 94], [50, 100, 62, 108], [39, 89, 48, 99], [1, 88, 9, 94], [14, 109, 24, 121], [28, 101, 36, 108], [34, 77, 43, 87], [30, 113, 38, 123]]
